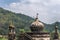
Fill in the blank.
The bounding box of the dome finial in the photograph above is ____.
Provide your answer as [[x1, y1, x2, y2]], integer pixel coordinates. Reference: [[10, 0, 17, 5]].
[[10, 21, 13, 26], [9, 21, 15, 28], [36, 13, 39, 19], [35, 13, 39, 21]]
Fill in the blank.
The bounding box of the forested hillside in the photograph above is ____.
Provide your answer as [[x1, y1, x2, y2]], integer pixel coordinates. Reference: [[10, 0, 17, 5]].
[[0, 7, 34, 34], [0, 7, 60, 35]]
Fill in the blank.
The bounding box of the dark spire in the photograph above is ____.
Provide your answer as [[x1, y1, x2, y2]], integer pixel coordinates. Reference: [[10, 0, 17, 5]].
[[36, 13, 38, 19], [35, 13, 39, 21]]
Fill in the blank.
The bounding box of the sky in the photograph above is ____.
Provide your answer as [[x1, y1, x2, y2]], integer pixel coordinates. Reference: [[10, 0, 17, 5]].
[[0, 0, 60, 24]]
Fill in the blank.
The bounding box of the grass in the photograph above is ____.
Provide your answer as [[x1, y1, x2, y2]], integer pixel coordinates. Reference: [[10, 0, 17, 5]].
[[0, 38, 8, 40]]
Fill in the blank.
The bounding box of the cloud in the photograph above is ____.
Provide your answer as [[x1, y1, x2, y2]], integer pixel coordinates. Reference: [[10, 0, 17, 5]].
[[9, 3, 17, 8], [4, 0, 60, 24]]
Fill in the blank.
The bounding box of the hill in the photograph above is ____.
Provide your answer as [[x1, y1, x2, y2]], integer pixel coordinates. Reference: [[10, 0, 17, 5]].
[[0, 7, 34, 34], [0, 7, 60, 35], [44, 22, 60, 32]]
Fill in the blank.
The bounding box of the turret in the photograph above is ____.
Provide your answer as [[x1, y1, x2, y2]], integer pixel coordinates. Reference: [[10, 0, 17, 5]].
[[8, 24, 15, 40], [53, 26, 59, 40]]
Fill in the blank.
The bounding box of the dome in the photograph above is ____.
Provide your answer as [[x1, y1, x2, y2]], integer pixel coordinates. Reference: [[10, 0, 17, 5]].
[[9, 24, 15, 29], [30, 13, 44, 32], [31, 19, 44, 27]]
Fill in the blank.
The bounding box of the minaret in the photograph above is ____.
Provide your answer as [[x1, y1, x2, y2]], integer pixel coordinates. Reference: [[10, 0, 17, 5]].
[[8, 24, 15, 40], [53, 26, 59, 40]]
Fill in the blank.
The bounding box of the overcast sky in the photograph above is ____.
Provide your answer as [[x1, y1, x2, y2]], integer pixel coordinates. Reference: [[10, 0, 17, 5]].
[[0, 0, 60, 24]]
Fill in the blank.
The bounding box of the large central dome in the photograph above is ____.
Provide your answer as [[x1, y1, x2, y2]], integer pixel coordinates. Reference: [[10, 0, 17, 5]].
[[30, 13, 44, 32]]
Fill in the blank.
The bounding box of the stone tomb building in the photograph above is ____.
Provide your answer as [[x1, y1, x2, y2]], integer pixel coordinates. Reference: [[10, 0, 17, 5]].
[[18, 14, 50, 40]]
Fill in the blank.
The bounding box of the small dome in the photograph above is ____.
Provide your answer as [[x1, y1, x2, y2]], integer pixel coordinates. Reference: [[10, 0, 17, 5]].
[[9, 24, 15, 28], [30, 13, 44, 32]]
